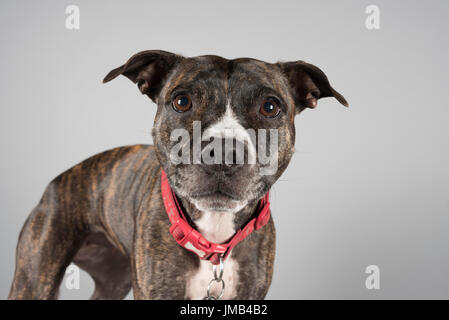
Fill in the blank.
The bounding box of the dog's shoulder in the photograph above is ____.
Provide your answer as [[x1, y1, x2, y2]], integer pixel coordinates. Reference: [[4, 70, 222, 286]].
[[49, 144, 158, 185]]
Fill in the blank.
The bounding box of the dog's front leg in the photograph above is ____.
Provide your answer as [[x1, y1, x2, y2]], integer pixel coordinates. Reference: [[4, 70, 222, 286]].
[[9, 181, 88, 299], [131, 202, 195, 300]]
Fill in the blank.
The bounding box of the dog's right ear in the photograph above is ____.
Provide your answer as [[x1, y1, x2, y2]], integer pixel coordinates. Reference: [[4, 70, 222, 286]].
[[103, 50, 182, 101]]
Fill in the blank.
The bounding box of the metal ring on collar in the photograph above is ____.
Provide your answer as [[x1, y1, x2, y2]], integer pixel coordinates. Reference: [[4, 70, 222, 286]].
[[206, 278, 225, 300], [213, 255, 224, 280]]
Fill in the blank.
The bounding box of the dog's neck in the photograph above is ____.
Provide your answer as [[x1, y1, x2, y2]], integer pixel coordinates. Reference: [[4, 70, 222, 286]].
[[179, 197, 259, 244]]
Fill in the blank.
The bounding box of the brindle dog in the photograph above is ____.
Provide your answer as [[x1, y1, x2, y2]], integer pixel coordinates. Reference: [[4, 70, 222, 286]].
[[9, 50, 347, 299]]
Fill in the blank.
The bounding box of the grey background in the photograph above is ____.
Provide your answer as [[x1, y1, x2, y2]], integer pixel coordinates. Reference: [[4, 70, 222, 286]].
[[1, 0, 448, 299]]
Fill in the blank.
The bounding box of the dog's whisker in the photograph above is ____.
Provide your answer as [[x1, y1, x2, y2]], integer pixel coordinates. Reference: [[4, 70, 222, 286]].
[[277, 178, 301, 182]]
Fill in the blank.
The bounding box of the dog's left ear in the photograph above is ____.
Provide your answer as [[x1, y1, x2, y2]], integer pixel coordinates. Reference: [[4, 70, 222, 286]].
[[103, 50, 182, 101], [277, 61, 348, 113]]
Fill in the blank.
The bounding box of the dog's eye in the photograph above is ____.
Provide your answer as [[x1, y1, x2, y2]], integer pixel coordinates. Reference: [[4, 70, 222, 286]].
[[259, 99, 280, 118], [172, 94, 192, 112]]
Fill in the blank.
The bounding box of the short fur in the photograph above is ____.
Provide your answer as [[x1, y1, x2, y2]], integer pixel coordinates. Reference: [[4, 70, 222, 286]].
[[9, 50, 347, 299]]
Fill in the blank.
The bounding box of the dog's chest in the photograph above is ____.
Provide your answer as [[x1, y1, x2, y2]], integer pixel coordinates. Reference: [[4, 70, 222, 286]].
[[185, 212, 239, 300]]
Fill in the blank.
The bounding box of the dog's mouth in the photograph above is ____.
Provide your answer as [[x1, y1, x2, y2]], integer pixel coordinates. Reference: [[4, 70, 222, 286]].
[[171, 164, 258, 212], [190, 176, 245, 201], [191, 190, 247, 212], [192, 189, 238, 200]]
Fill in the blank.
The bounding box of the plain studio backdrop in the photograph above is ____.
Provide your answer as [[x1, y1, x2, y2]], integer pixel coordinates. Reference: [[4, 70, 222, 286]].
[[1, 0, 448, 299]]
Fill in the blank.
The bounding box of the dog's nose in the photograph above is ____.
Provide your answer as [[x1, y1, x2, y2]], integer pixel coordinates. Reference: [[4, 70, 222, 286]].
[[201, 139, 246, 174]]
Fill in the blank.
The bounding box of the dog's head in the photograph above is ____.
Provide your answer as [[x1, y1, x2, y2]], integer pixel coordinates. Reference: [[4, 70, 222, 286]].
[[104, 50, 347, 213]]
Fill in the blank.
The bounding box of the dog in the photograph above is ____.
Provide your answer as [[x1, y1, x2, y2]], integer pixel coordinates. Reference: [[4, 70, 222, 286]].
[[8, 50, 347, 300]]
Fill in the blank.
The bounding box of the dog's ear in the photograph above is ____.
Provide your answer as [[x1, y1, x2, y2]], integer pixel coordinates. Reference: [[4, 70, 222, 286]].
[[103, 50, 182, 101], [277, 61, 348, 113]]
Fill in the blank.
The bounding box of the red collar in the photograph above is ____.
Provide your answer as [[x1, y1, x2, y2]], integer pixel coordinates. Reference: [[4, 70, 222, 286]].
[[161, 170, 271, 265]]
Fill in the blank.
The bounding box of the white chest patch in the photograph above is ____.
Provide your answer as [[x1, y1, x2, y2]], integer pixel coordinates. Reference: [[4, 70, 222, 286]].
[[185, 211, 240, 300], [194, 210, 236, 243], [186, 255, 239, 300]]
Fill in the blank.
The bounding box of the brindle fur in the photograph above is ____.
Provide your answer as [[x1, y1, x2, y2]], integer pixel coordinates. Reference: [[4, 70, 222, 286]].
[[9, 50, 346, 299], [8, 145, 275, 299]]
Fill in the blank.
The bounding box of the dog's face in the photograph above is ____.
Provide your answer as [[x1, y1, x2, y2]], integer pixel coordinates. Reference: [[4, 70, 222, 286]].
[[104, 50, 347, 212]]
